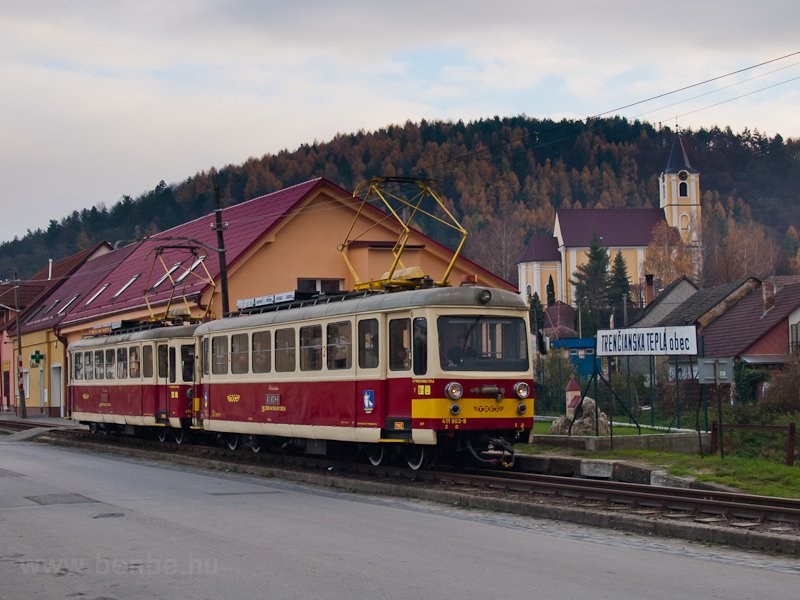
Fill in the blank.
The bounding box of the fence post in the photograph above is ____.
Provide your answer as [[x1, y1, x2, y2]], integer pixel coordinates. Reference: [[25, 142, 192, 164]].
[[710, 421, 718, 455], [788, 422, 796, 467]]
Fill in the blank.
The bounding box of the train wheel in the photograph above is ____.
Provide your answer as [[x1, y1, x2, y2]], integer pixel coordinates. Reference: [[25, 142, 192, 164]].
[[157, 428, 168, 443], [405, 445, 429, 471], [226, 434, 239, 451], [88, 422, 98, 434], [173, 428, 187, 445], [366, 444, 385, 467], [249, 436, 261, 453]]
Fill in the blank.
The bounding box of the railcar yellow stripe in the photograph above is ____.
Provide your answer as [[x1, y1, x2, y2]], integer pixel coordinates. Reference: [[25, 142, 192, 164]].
[[411, 397, 533, 419]]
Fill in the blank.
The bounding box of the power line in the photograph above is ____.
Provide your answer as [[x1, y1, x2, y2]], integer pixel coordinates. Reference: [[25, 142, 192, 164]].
[[416, 51, 800, 176]]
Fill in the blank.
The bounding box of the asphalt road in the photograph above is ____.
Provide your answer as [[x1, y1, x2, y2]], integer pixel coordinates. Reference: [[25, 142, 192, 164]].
[[1, 438, 798, 600]]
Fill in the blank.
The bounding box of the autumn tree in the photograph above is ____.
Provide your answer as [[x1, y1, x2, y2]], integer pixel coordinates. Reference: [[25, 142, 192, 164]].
[[464, 203, 526, 284], [643, 221, 694, 289], [715, 218, 777, 282]]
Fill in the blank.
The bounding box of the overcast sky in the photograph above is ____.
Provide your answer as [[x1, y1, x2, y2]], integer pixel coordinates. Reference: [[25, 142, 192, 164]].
[[1, 1, 798, 246]]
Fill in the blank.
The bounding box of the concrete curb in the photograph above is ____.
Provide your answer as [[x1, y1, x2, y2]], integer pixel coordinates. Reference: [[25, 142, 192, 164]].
[[38, 435, 800, 556]]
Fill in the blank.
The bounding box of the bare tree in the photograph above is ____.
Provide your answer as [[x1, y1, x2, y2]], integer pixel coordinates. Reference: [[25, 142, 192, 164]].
[[643, 222, 694, 289]]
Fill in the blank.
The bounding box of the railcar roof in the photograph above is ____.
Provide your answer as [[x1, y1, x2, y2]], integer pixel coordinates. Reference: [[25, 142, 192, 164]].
[[196, 286, 526, 335], [68, 324, 201, 350]]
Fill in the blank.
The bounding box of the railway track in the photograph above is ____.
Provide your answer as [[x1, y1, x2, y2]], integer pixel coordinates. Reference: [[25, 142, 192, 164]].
[[0, 419, 63, 433], [419, 469, 800, 526], [20, 426, 800, 551]]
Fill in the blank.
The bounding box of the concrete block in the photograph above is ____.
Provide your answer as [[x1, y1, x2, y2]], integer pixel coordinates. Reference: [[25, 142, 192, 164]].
[[579, 459, 615, 479], [612, 462, 653, 485], [650, 469, 692, 489], [516, 454, 550, 473], [547, 457, 582, 477]]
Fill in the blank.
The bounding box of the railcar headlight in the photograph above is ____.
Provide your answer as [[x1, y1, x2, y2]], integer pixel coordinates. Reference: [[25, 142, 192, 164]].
[[513, 381, 530, 399], [187, 387, 195, 399], [450, 403, 461, 416], [517, 402, 527, 415], [444, 381, 463, 401], [478, 289, 492, 304]]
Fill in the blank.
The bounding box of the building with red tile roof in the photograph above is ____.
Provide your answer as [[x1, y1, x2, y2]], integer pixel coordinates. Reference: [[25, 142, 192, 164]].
[[701, 280, 800, 365], [15, 177, 513, 415], [1, 242, 112, 414], [53, 177, 512, 339]]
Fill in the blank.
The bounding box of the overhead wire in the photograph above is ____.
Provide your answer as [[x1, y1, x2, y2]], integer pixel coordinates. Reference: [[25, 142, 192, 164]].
[[416, 51, 800, 178]]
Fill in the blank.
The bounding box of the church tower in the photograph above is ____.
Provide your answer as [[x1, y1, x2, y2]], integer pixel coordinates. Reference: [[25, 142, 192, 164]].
[[659, 134, 703, 280]]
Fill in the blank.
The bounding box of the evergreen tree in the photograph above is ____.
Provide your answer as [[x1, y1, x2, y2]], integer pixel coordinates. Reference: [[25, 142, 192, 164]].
[[546, 275, 556, 306], [529, 291, 544, 332], [571, 233, 610, 336], [608, 250, 631, 326]]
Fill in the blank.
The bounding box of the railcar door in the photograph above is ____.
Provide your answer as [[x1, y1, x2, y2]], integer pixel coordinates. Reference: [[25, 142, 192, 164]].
[[354, 317, 384, 435], [156, 343, 170, 423], [384, 315, 414, 436]]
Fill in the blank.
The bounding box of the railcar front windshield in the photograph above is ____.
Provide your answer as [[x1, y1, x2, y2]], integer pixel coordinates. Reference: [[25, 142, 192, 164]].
[[438, 315, 529, 372]]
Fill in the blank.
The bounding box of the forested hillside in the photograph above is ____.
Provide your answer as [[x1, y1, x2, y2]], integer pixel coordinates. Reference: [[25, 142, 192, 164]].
[[2, 116, 799, 285]]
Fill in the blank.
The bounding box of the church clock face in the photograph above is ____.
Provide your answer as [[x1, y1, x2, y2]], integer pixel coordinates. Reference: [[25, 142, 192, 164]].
[[678, 170, 688, 181]]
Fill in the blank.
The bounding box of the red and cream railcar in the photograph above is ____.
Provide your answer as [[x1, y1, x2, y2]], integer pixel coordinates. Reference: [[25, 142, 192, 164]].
[[67, 285, 534, 468], [68, 325, 199, 442], [194, 285, 533, 468]]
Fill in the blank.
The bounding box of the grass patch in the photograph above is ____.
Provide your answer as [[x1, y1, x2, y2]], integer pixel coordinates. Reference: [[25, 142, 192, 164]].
[[518, 443, 800, 498], [532, 420, 666, 436]]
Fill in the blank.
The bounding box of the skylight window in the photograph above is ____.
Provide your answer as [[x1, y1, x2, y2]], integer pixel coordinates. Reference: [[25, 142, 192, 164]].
[[113, 275, 140, 299], [43, 299, 60, 316], [151, 263, 182, 289], [85, 283, 109, 306], [24, 305, 46, 324], [175, 255, 206, 283], [56, 294, 80, 315]]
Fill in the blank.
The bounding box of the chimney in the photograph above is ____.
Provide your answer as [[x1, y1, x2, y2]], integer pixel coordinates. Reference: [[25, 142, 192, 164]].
[[645, 274, 655, 306], [48, 259, 53, 280], [763, 281, 775, 314]]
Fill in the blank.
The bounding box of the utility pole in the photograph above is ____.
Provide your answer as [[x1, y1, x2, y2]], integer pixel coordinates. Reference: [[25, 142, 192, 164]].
[[13, 272, 26, 419], [213, 186, 231, 317]]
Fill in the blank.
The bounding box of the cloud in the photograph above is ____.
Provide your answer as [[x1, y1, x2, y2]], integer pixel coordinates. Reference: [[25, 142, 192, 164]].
[[0, 1, 799, 242]]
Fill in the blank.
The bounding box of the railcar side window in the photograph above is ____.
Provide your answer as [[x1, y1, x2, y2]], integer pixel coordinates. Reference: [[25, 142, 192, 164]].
[[117, 348, 128, 379], [202, 339, 209, 375], [300, 325, 322, 371], [252, 331, 271, 373], [157, 344, 168, 379], [231, 333, 249, 374], [327, 321, 352, 370], [142, 345, 154, 378], [231, 333, 250, 374], [181, 344, 195, 382], [105, 349, 116, 380], [358, 319, 379, 369], [211, 336, 229, 375], [129, 346, 140, 379], [275, 328, 296, 372], [74, 354, 83, 380], [389, 319, 411, 371], [84, 352, 93, 381], [94, 350, 104, 380], [413, 317, 427, 376]]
